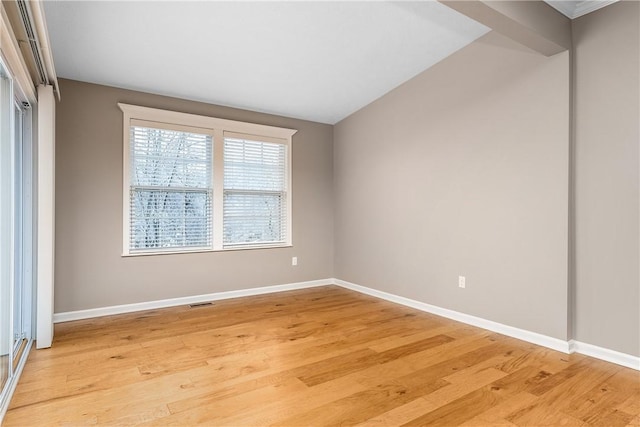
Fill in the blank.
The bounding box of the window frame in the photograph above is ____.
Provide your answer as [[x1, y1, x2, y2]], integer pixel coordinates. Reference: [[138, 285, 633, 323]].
[[120, 103, 296, 256]]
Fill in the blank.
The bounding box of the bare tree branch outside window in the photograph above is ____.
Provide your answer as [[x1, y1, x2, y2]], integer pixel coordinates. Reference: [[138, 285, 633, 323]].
[[129, 126, 212, 251]]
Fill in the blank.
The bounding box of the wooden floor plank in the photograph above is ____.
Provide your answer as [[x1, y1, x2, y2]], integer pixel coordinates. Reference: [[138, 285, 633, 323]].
[[4, 286, 639, 426]]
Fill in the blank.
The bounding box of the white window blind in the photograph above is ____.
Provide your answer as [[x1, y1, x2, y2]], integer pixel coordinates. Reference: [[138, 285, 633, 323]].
[[129, 125, 213, 252], [223, 136, 287, 247]]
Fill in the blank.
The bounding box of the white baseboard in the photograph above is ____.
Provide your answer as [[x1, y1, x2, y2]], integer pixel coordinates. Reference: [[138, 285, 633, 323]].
[[52, 277, 639, 372], [53, 279, 331, 323], [569, 340, 640, 371], [333, 278, 571, 354], [334, 278, 640, 371]]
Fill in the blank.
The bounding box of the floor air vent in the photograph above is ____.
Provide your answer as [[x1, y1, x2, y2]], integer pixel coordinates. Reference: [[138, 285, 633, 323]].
[[189, 302, 214, 308]]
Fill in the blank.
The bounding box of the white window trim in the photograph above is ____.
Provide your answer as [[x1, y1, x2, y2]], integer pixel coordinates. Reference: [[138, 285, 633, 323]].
[[119, 103, 296, 256]]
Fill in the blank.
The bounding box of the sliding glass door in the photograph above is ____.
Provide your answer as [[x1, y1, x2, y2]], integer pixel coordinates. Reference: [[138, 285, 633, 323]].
[[12, 101, 30, 368], [0, 57, 34, 412], [0, 59, 11, 398]]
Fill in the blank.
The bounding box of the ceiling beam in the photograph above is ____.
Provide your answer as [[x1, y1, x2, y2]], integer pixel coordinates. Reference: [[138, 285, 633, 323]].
[[439, 0, 571, 56]]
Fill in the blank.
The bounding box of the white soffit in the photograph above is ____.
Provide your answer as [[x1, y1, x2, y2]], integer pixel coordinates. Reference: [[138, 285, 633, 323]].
[[544, 0, 620, 19], [43, 1, 488, 124]]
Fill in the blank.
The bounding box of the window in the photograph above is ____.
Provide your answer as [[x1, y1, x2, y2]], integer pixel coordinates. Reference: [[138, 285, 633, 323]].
[[120, 104, 295, 255], [223, 134, 287, 247], [129, 123, 213, 252]]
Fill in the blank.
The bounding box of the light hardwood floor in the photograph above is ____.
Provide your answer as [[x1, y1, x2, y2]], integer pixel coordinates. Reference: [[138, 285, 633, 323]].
[[5, 286, 640, 426]]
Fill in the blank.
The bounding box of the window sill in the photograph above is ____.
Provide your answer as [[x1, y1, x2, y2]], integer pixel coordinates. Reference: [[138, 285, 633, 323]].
[[122, 244, 292, 257]]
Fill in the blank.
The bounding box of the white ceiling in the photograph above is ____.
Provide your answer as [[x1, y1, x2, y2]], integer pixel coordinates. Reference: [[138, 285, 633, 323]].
[[43, 1, 489, 124], [544, 0, 619, 18]]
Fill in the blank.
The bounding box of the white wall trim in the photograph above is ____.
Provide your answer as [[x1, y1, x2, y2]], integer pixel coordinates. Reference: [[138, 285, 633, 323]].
[[569, 340, 640, 371], [544, 1, 577, 18], [53, 279, 330, 323], [545, 0, 619, 19], [29, 1, 60, 98], [333, 279, 571, 354], [334, 279, 639, 371], [52, 277, 639, 372], [35, 85, 55, 349], [118, 103, 297, 140], [572, 0, 619, 18]]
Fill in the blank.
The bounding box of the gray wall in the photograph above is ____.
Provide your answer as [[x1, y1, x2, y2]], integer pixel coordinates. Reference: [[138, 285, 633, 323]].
[[55, 79, 334, 312], [572, 1, 640, 357], [55, 2, 639, 358], [334, 31, 571, 340]]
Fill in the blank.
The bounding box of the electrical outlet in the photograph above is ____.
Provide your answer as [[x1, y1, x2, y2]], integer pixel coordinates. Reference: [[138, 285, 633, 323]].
[[458, 276, 466, 288], [292, 257, 298, 266]]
